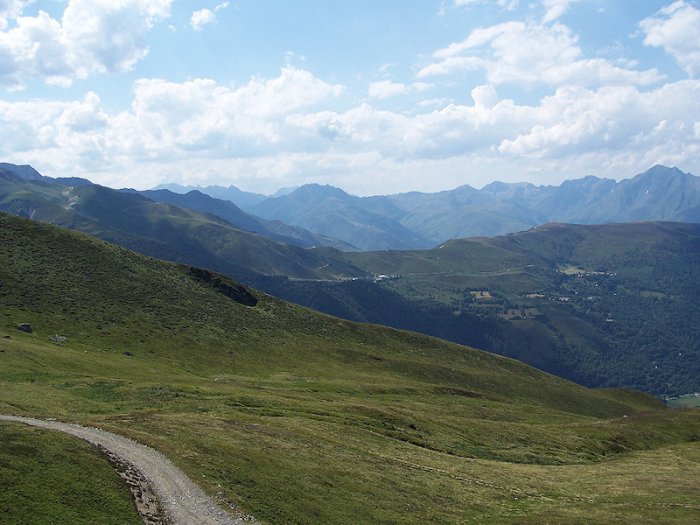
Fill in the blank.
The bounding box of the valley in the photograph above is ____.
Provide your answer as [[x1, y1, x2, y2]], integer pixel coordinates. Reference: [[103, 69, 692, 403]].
[[254, 222, 700, 397], [3, 2, 700, 523], [1, 213, 699, 523], [2, 163, 700, 397]]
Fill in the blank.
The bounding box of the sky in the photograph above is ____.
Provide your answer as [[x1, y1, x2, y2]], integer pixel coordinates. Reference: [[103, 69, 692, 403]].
[[0, 1, 699, 195]]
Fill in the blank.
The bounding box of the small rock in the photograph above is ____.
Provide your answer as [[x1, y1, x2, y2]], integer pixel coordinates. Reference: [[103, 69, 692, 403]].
[[123, 351, 134, 357], [17, 323, 32, 333], [49, 334, 67, 344], [2, 335, 11, 339]]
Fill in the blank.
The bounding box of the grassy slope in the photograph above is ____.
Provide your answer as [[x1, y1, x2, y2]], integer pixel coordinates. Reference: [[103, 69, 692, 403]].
[[328, 222, 700, 395], [0, 175, 365, 281], [1, 213, 700, 524], [0, 423, 142, 525]]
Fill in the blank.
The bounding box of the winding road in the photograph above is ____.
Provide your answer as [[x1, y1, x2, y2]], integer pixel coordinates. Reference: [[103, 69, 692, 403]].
[[0, 415, 257, 525]]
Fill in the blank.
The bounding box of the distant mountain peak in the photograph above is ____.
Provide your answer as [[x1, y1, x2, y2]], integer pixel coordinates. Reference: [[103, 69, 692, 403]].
[[291, 183, 351, 199], [640, 164, 687, 178], [0, 163, 43, 181]]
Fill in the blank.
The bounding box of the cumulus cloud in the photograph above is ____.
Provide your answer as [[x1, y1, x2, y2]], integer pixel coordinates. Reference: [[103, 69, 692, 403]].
[[0, 0, 171, 88], [190, 8, 215, 31], [417, 20, 663, 89], [0, 0, 28, 30], [367, 80, 432, 100], [190, 2, 229, 31], [106, 67, 344, 162], [2, 62, 698, 194], [640, 1, 700, 77], [0, 91, 109, 172], [541, 0, 577, 23]]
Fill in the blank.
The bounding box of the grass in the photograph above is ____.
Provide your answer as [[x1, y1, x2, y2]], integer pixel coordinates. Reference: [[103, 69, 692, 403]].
[[0, 422, 142, 525], [326, 222, 700, 396], [1, 212, 700, 524]]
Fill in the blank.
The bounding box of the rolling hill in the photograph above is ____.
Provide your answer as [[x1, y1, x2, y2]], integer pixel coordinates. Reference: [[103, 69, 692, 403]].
[[257, 222, 700, 396], [1, 212, 700, 524], [3, 161, 699, 396], [0, 169, 365, 281]]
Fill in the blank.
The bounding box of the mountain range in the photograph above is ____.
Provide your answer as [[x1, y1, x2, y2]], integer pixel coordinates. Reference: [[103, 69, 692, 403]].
[[153, 182, 268, 209], [177, 165, 698, 250], [0, 166, 364, 281], [134, 188, 355, 250], [2, 161, 700, 396]]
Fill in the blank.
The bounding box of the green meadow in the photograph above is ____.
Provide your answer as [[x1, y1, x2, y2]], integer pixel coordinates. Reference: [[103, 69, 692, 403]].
[[1, 213, 699, 524]]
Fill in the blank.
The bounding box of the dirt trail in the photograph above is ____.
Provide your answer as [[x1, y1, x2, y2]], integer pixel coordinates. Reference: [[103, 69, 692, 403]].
[[0, 415, 257, 525]]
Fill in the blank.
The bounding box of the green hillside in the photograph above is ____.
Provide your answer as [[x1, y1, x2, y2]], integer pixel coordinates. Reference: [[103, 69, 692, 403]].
[[0, 172, 365, 281], [275, 222, 700, 396], [1, 212, 700, 524], [4, 169, 699, 396], [0, 424, 142, 524]]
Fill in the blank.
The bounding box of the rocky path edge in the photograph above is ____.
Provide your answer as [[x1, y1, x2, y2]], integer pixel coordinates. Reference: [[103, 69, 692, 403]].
[[0, 414, 258, 525]]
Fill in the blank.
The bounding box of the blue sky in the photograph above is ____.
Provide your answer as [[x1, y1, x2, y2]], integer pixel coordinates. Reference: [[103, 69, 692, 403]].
[[1, 1, 699, 195]]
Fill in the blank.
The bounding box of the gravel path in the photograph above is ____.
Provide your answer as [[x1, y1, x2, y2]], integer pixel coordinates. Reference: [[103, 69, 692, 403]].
[[0, 415, 258, 525]]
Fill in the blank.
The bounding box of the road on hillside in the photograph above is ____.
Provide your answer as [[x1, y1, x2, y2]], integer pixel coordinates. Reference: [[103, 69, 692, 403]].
[[0, 415, 257, 525]]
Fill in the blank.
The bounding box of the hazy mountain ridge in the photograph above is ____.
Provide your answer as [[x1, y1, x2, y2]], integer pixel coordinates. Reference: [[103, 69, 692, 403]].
[[236, 165, 700, 250], [153, 182, 268, 208], [0, 170, 367, 281], [147, 164, 700, 252], [0, 163, 92, 187], [137, 188, 355, 250], [249, 183, 435, 251], [0, 164, 352, 251]]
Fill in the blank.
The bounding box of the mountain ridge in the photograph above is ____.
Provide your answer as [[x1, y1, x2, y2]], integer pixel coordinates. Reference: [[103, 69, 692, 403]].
[[0, 171, 367, 281], [249, 183, 435, 250], [235, 165, 700, 250]]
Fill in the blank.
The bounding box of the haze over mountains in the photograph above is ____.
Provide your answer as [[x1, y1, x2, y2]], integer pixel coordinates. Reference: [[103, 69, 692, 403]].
[[0, 165, 365, 280], [2, 161, 700, 396], [161, 165, 700, 251], [153, 182, 268, 209]]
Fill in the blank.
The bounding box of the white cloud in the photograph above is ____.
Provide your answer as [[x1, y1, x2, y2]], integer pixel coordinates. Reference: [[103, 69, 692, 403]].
[[541, 0, 576, 24], [190, 8, 215, 31], [640, 0, 700, 77], [1, 66, 698, 195], [0, 0, 171, 88], [367, 80, 432, 100], [0, 10, 69, 88], [62, 0, 171, 77], [417, 21, 663, 88], [189, 2, 229, 32], [0, 0, 28, 30], [454, 0, 519, 10], [497, 81, 700, 166], [368, 80, 408, 99], [107, 67, 344, 161]]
